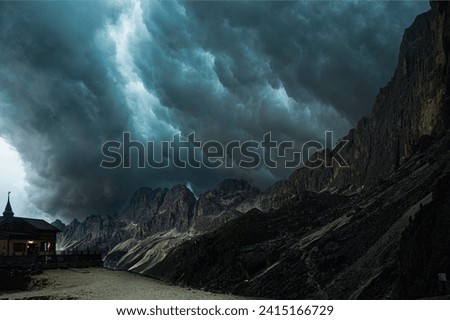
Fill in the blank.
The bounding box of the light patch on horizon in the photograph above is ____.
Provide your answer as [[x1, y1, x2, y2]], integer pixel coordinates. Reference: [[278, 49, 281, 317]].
[[0, 137, 53, 222]]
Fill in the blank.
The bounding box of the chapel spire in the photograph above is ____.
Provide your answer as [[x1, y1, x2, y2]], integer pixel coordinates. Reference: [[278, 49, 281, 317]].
[[3, 191, 14, 218]]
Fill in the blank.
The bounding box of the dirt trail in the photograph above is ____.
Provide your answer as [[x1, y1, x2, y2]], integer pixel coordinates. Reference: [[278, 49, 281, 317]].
[[0, 268, 241, 300]]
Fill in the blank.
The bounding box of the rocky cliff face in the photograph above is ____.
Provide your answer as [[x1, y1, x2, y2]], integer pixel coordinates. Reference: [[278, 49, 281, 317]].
[[193, 179, 261, 232], [256, 1, 450, 210], [120, 185, 196, 234], [56, 215, 123, 253], [56, 184, 196, 253], [392, 173, 450, 299], [56, 179, 259, 254]]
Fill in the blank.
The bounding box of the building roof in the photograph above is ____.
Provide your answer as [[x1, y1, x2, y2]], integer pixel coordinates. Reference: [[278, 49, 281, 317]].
[[0, 216, 60, 234], [19, 218, 60, 232], [0, 193, 60, 236]]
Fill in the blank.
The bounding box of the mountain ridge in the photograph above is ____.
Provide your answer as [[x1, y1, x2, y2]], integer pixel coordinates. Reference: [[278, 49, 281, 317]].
[[54, 1, 450, 299]]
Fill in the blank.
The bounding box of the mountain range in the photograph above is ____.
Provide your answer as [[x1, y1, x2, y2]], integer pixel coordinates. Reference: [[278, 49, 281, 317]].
[[53, 1, 450, 299]]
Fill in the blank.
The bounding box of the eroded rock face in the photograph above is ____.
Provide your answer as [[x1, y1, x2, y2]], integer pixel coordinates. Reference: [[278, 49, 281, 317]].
[[258, 2, 450, 208], [120, 187, 167, 227], [192, 179, 261, 233], [56, 185, 196, 253], [119, 185, 196, 233], [56, 215, 121, 254], [392, 172, 450, 299], [146, 185, 196, 233], [56, 179, 260, 254]]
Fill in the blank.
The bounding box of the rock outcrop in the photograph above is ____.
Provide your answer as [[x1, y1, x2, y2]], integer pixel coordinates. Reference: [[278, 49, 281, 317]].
[[56, 184, 197, 253], [56, 179, 260, 255], [256, 1, 450, 210], [193, 179, 261, 232]]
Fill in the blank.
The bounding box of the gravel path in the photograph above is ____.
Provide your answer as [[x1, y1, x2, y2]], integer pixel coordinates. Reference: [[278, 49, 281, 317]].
[[0, 268, 241, 300]]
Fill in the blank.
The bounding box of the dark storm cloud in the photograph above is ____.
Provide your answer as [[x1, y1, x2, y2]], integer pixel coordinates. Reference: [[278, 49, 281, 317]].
[[0, 1, 428, 219], [138, 0, 428, 137], [0, 2, 134, 217]]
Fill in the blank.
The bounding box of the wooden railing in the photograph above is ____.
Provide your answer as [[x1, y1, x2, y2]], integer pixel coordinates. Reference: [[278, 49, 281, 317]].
[[0, 256, 35, 268], [0, 253, 103, 269]]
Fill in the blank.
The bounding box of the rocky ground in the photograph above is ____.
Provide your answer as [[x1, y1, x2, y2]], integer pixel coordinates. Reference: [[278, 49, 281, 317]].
[[0, 268, 242, 300]]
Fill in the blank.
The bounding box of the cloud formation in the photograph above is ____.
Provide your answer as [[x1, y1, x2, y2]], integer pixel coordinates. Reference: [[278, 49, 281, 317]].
[[0, 0, 428, 220]]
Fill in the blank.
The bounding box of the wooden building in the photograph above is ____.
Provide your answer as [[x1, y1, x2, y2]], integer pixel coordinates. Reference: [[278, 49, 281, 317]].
[[0, 192, 59, 257]]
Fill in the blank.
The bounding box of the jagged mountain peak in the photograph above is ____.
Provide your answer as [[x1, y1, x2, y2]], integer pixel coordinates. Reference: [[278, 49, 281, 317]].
[[51, 218, 66, 232], [214, 178, 260, 193]]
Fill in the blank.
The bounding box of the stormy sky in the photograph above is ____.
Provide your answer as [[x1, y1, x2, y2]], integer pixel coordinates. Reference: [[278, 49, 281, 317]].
[[0, 0, 428, 221]]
